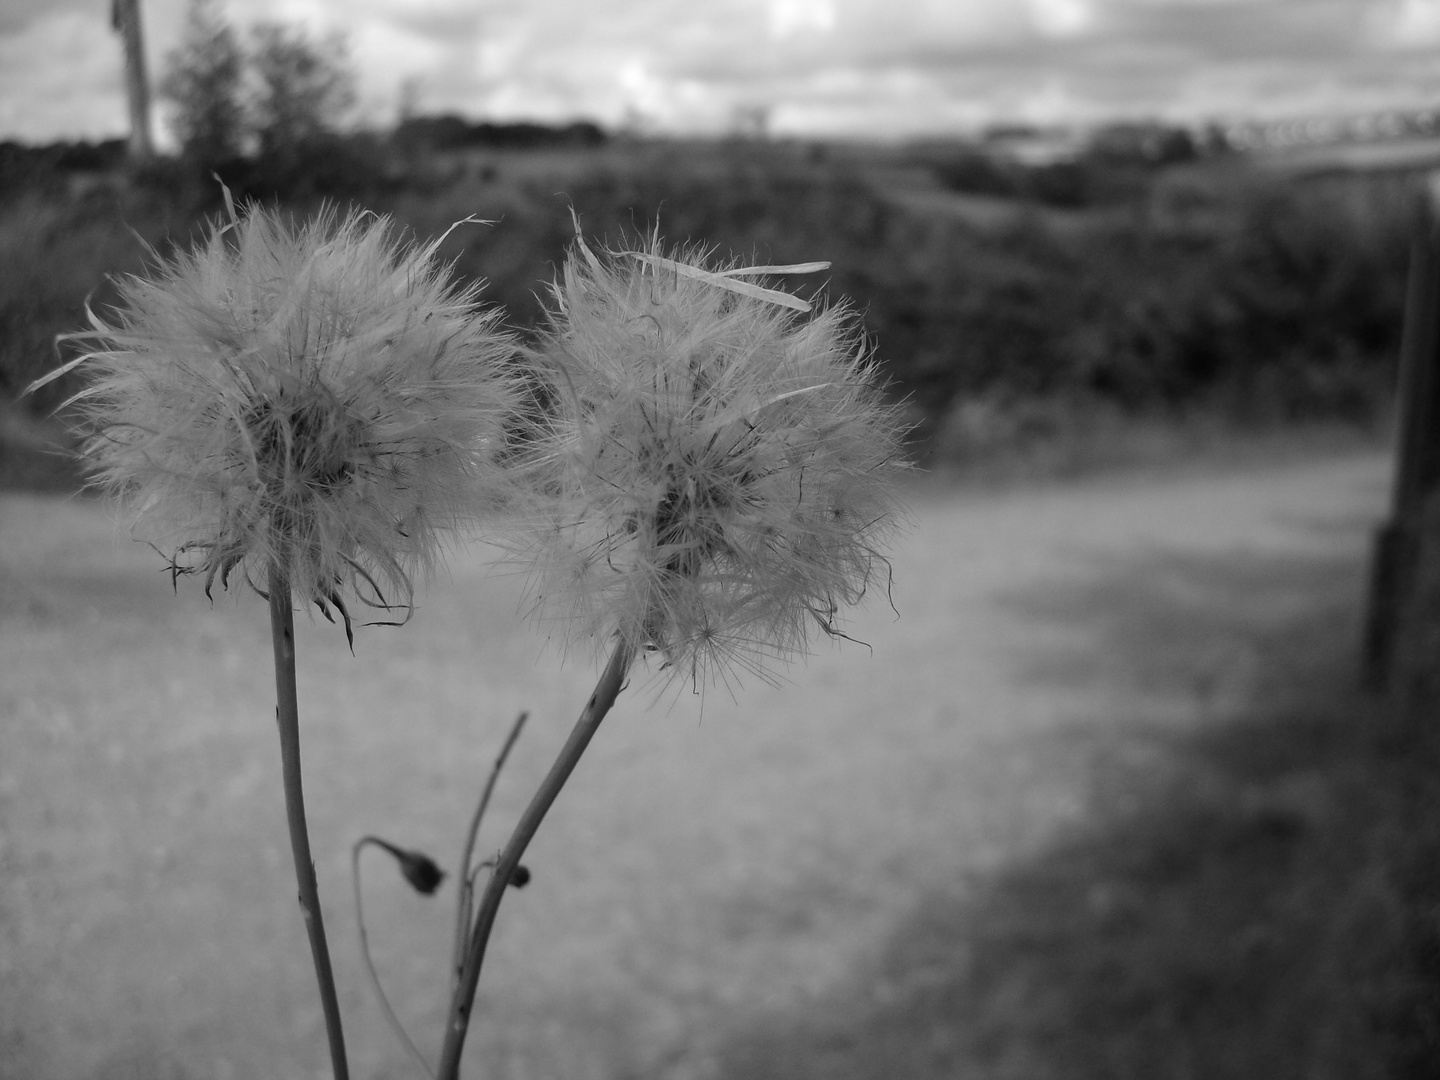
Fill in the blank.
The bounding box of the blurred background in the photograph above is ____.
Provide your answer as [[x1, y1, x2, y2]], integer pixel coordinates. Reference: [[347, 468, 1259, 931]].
[[1, 2, 1438, 1079]]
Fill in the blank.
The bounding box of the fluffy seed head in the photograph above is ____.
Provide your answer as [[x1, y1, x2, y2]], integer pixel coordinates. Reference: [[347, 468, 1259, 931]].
[[517, 238, 908, 689], [47, 203, 524, 629]]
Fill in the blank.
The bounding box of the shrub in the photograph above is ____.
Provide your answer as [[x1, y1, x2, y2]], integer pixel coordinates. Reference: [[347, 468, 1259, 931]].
[[369, 148, 1412, 446], [157, 0, 246, 170], [0, 190, 194, 413], [1, 142, 1414, 463]]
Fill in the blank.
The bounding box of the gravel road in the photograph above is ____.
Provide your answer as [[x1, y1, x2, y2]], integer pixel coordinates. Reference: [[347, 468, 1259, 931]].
[[0, 447, 1392, 1080]]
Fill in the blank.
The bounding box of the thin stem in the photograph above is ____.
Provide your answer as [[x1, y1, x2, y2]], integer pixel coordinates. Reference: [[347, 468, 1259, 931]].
[[451, 711, 529, 993], [269, 563, 350, 1080], [436, 640, 636, 1080], [353, 837, 436, 1079]]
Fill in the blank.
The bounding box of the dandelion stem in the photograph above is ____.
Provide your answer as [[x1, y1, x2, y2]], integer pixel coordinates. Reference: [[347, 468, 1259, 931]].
[[269, 562, 350, 1080], [451, 711, 529, 994], [436, 640, 636, 1080]]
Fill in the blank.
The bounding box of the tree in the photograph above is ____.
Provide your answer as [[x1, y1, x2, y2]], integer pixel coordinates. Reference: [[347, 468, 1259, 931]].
[[158, 0, 244, 167], [249, 22, 355, 160]]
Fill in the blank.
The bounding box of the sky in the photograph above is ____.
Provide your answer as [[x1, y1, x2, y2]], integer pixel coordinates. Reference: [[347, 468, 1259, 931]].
[[1, 0, 1439, 144]]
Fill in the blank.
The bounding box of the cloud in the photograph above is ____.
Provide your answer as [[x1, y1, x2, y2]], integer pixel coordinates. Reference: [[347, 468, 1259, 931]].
[[0, 0, 1436, 142], [0, 11, 125, 141], [768, 0, 838, 37], [1371, 0, 1440, 45], [0, 0, 96, 37], [1101, 0, 1366, 60], [1029, 0, 1095, 37], [315, 0, 1440, 132]]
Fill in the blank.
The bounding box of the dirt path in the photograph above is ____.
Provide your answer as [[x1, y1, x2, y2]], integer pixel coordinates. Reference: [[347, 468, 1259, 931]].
[[0, 448, 1392, 1080]]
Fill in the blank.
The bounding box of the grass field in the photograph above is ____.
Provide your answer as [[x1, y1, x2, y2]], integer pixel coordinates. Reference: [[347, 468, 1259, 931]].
[[2, 444, 1436, 1080]]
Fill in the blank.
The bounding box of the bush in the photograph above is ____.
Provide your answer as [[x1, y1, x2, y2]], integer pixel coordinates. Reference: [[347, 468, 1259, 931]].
[[0, 189, 194, 413], [0, 142, 1414, 466], [392, 116, 607, 153], [0, 140, 129, 200], [158, 0, 246, 170]]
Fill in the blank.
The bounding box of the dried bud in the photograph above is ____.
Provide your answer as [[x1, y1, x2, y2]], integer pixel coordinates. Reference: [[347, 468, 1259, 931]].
[[373, 838, 446, 895]]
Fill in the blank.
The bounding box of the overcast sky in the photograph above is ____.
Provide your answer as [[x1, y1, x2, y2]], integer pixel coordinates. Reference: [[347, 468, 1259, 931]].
[[1, 0, 1439, 144]]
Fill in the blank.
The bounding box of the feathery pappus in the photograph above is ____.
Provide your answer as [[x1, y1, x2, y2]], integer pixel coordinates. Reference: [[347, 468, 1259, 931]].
[[32, 201, 525, 640], [514, 235, 909, 690]]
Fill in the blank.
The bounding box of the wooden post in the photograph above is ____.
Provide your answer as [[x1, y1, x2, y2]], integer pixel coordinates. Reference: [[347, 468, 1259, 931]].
[[112, 0, 154, 161], [1362, 174, 1440, 690]]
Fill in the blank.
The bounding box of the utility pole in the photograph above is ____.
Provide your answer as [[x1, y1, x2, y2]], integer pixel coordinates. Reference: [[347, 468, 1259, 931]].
[[1362, 172, 1440, 692], [112, 0, 155, 160]]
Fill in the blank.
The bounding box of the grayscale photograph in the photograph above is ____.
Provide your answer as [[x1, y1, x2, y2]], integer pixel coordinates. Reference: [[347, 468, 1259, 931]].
[[0, 2, 1437, 1078]]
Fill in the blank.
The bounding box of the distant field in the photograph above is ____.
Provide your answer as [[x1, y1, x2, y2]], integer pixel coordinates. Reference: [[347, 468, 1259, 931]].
[[6, 445, 1432, 1080], [1255, 135, 1440, 176]]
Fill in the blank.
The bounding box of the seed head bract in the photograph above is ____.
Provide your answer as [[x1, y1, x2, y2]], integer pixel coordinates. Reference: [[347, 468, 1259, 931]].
[[515, 236, 909, 690], [37, 202, 524, 633]]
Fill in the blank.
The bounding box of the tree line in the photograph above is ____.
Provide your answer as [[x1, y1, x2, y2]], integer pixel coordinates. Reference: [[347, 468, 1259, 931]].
[[158, 0, 355, 172]]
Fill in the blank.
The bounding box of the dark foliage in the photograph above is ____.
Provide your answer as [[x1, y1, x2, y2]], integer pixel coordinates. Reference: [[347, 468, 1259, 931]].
[[920, 125, 1197, 209], [417, 150, 1407, 439], [0, 141, 1414, 463], [0, 139, 129, 199], [158, 0, 246, 171], [392, 116, 607, 153], [213, 132, 402, 202]]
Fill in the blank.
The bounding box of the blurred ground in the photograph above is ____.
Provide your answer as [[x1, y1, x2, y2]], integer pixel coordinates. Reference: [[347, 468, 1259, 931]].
[[0, 446, 1407, 1080]]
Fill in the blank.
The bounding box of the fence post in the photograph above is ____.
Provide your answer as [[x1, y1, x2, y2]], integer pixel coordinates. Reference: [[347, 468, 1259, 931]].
[[1362, 174, 1440, 691]]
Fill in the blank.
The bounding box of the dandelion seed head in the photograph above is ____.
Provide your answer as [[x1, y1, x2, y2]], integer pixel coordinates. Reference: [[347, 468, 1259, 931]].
[[517, 237, 909, 687], [64, 203, 524, 625]]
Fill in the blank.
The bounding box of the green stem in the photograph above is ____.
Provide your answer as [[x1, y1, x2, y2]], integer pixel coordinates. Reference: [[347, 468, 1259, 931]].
[[269, 563, 350, 1080], [436, 640, 636, 1080]]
